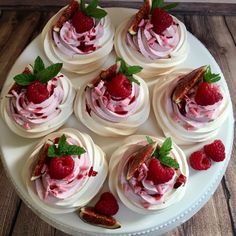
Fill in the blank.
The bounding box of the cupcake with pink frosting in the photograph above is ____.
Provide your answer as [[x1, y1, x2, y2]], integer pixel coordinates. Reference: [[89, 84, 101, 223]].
[[22, 128, 107, 214], [153, 66, 229, 145], [114, 0, 189, 79], [109, 135, 189, 214], [74, 58, 150, 137], [41, 0, 114, 74], [0, 56, 75, 138]]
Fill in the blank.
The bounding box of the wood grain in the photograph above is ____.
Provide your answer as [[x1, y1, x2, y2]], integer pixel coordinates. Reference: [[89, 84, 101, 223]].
[[0, 7, 235, 236]]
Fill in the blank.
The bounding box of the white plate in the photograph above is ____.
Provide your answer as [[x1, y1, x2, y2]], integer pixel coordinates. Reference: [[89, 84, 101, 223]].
[[0, 8, 234, 236]]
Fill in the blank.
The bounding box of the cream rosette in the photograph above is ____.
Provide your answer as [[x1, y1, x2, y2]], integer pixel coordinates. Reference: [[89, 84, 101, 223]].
[[152, 70, 229, 145], [22, 128, 108, 214], [114, 16, 189, 79], [109, 135, 189, 214], [41, 4, 115, 74], [74, 75, 150, 137], [0, 70, 75, 138]]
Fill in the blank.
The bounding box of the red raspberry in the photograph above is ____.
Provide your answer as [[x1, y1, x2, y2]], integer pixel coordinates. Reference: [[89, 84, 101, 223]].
[[146, 159, 175, 185], [95, 192, 119, 216], [106, 74, 132, 99], [195, 82, 223, 106], [151, 8, 173, 34], [49, 155, 75, 180], [174, 174, 187, 189], [189, 150, 211, 170], [204, 140, 225, 162], [72, 10, 94, 33], [26, 80, 50, 104]]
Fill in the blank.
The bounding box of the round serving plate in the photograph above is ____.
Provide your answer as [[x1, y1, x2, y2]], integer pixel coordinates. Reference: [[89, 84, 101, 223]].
[[0, 8, 234, 236]]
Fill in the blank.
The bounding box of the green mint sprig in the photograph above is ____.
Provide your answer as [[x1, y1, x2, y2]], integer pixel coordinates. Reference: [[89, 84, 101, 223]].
[[13, 56, 63, 86], [48, 134, 86, 158], [116, 57, 142, 85], [151, 0, 178, 11], [80, 0, 107, 19], [203, 66, 221, 83], [146, 136, 179, 169]]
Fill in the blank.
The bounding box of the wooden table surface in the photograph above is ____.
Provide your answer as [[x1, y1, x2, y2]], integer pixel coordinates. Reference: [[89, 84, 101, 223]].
[[0, 2, 235, 236]]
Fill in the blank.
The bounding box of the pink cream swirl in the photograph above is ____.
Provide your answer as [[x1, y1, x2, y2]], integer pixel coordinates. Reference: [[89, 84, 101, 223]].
[[53, 20, 104, 56], [120, 157, 176, 208], [170, 84, 224, 130], [127, 19, 180, 60], [84, 80, 140, 123], [35, 137, 90, 202], [9, 78, 64, 129]]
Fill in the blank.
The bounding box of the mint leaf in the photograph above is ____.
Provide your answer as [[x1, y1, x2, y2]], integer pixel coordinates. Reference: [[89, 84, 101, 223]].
[[86, 7, 107, 19], [159, 156, 179, 169], [117, 57, 126, 74], [58, 134, 67, 154], [80, 0, 86, 12], [13, 73, 35, 86], [86, 0, 98, 12], [146, 136, 156, 145], [162, 3, 178, 11], [203, 66, 221, 83], [36, 63, 63, 83], [152, 0, 164, 10], [159, 137, 172, 158], [127, 66, 143, 75], [48, 145, 57, 157], [63, 145, 86, 156], [127, 76, 140, 85], [34, 56, 45, 74]]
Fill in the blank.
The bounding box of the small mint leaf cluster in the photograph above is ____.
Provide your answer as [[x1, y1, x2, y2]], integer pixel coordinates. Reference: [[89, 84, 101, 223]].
[[203, 65, 221, 83], [13, 56, 63, 86], [80, 0, 107, 19], [146, 136, 179, 169], [151, 0, 178, 11], [116, 57, 142, 85], [48, 134, 86, 158]]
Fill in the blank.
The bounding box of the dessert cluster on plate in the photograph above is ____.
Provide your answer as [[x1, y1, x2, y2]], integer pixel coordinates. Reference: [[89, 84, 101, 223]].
[[0, 0, 230, 231]]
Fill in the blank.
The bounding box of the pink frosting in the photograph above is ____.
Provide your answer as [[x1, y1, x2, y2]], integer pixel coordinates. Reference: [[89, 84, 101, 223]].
[[127, 19, 180, 60], [84, 80, 140, 123], [53, 20, 104, 56], [34, 137, 91, 202], [169, 83, 224, 130], [118, 143, 178, 209], [8, 77, 64, 129]]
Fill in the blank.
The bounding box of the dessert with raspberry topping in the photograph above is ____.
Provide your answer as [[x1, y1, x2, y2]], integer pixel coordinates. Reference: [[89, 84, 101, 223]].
[[74, 58, 150, 137], [153, 65, 229, 145], [114, 0, 189, 79], [0, 56, 75, 138], [41, 0, 114, 74], [22, 128, 108, 213], [109, 135, 189, 214]]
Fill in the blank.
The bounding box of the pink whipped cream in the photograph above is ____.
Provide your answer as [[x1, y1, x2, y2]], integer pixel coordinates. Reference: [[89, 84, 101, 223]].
[[84, 80, 140, 123], [8, 77, 64, 129], [170, 83, 223, 130], [127, 19, 180, 60], [119, 148, 177, 209], [34, 137, 91, 202], [53, 20, 104, 56]]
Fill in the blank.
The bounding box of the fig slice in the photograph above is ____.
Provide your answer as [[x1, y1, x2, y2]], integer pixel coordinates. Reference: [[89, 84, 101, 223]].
[[31, 143, 50, 181], [53, 0, 79, 32], [126, 143, 154, 180], [128, 0, 152, 35], [172, 65, 208, 104], [79, 207, 121, 229]]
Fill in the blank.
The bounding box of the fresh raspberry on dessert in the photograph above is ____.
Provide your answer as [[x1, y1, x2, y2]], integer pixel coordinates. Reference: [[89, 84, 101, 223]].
[[95, 192, 119, 216], [195, 82, 223, 106], [147, 159, 175, 185], [189, 150, 211, 170], [151, 8, 173, 34], [26, 80, 50, 104], [72, 10, 94, 33], [204, 139, 225, 162], [106, 73, 132, 99], [174, 174, 187, 189], [49, 155, 75, 179]]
